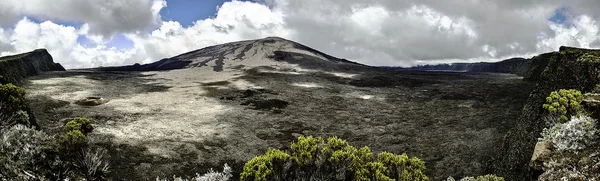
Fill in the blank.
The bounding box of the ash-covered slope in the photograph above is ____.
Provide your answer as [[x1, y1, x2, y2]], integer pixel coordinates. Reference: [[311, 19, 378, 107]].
[[0, 49, 65, 84], [97, 37, 364, 72]]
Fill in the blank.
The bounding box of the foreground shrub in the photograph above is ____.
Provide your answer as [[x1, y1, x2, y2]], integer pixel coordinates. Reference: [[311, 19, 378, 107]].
[[78, 148, 110, 181], [542, 89, 583, 121], [156, 164, 233, 181], [446, 174, 504, 181], [540, 115, 597, 151], [0, 124, 61, 180], [64, 117, 94, 134], [0, 110, 30, 129], [0, 83, 29, 127], [59, 117, 94, 151], [241, 136, 428, 181]]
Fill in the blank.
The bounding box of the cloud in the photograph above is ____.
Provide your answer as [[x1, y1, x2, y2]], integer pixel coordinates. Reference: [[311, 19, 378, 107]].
[[0, 1, 289, 69], [0, 0, 166, 37], [2, 0, 600, 68], [125, 0, 290, 64], [267, 0, 600, 66]]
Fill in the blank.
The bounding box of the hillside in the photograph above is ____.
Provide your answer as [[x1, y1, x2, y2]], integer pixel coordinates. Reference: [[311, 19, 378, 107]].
[[16, 37, 535, 180], [95, 37, 366, 72]]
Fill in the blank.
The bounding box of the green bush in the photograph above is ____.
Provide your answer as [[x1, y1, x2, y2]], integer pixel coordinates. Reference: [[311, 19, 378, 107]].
[[64, 117, 94, 135], [542, 89, 583, 121], [241, 136, 428, 181], [0, 83, 29, 127], [59, 118, 94, 151]]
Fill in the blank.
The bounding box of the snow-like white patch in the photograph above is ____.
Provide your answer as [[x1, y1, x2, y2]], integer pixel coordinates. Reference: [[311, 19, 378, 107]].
[[346, 91, 381, 100], [329, 72, 358, 78], [360, 95, 374, 100], [258, 70, 304, 75], [291, 82, 323, 88], [231, 79, 263, 90], [28, 75, 99, 102]]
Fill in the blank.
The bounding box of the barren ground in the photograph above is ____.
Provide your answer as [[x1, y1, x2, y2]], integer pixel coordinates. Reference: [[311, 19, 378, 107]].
[[24, 65, 533, 180]]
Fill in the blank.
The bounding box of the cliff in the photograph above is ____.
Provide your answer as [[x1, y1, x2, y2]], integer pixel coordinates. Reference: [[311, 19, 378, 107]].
[[0, 49, 65, 85], [496, 46, 600, 180]]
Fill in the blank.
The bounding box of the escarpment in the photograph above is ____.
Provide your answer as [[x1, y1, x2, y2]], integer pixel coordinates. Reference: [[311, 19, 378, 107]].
[[0, 49, 65, 84], [496, 46, 600, 180]]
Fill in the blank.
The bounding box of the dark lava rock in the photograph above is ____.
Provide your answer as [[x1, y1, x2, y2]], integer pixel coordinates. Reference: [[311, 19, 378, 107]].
[[241, 98, 289, 111]]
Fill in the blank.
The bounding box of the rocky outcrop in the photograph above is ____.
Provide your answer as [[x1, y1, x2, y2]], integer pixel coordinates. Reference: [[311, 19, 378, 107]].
[[495, 46, 600, 180], [0, 49, 65, 84], [529, 140, 554, 171], [74, 97, 110, 106]]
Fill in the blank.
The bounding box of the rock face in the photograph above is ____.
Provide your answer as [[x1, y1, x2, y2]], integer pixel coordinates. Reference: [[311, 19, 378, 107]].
[[530, 140, 554, 171], [495, 46, 600, 180], [0, 49, 65, 84]]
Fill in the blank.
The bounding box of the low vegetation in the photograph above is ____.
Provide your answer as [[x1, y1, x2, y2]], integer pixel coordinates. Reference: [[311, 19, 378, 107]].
[[536, 88, 600, 180], [241, 136, 428, 181], [0, 81, 29, 127], [542, 89, 583, 121], [446, 174, 504, 181]]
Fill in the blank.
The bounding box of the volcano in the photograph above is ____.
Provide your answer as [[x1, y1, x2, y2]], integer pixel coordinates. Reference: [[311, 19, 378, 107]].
[[22, 37, 534, 180]]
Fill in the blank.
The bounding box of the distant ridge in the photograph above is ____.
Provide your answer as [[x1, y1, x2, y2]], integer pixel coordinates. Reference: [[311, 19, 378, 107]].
[[391, 57, 530, 75]]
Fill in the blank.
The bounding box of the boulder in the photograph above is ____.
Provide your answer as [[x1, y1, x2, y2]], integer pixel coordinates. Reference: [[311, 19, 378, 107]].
[[530, 140, 554, 171], [75, 97, 110, 106]]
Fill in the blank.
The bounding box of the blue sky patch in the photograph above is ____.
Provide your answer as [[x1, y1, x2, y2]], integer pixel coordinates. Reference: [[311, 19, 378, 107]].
[[549, 6, 573, 26], [160, 0, 254, 27]]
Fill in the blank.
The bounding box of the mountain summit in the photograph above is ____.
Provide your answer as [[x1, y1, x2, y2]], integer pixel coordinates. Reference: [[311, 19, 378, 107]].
[[98, 37, 363, 72]]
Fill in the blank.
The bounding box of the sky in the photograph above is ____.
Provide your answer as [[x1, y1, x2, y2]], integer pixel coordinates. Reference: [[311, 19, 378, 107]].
[[0, 0, 599, 69]]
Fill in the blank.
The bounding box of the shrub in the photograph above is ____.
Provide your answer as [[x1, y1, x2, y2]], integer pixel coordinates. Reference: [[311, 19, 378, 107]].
[[59, 130, 88, 149], [79, 148, 110, 181], [240, 136, 428, 181], [59, 117, 94, 151], [0, 83, 26, 113], [0, 110, 30, 129], [0, 83, 29, 127], [542, 89, 583, 121], [155, 164, 233, 181], [446, 174, 505, 181], [540, 115, 597, 151], [0, 124, 60, 180], [64, 117, 94, 135]]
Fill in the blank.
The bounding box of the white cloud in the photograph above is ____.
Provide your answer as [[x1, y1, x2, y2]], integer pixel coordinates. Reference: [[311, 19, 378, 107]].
[[125, 0, 290, 64], [2, 0, 600, 69], [0, 1, 290, 69], [0, 0, 166, 37], [537, 15, 600, 51]]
